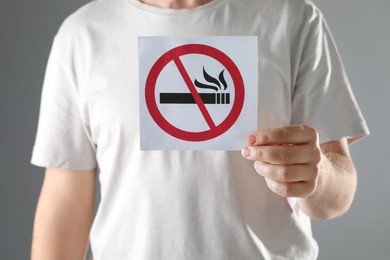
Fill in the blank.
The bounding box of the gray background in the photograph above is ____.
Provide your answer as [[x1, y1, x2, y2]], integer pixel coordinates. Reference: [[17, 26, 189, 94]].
[[0, 0, 388, 259]]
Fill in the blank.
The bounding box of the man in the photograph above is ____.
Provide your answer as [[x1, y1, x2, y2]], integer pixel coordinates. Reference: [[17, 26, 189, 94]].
[[31, 0, 369, 259]]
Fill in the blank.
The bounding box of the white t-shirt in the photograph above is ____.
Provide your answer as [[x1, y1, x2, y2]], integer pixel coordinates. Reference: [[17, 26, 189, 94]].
[[31, 0, 369, 259]]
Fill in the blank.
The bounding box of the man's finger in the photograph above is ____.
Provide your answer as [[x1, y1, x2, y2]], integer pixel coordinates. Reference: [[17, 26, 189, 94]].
[[264, 179, 315, 198], [247, 125, 318, 146], [254, 161, 316, 182], [242, 144, 319, 164]]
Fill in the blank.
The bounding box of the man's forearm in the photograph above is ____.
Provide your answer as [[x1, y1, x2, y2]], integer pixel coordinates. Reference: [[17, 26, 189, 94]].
[[298, 151, 357, 220]]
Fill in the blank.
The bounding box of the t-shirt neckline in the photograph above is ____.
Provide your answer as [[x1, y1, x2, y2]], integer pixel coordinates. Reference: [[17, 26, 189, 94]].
[[125, 0, 228, 17]]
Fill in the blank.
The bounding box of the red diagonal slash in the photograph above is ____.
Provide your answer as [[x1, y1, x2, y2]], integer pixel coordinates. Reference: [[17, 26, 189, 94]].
[[173, 57, 216, 129]]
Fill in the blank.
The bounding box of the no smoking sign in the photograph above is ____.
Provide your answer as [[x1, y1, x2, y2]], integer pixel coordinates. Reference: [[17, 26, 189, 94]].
[[139, 36, 258, 150]]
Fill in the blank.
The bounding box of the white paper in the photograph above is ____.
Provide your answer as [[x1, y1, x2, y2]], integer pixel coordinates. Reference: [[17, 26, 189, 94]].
[[139, 36, 258, 150]]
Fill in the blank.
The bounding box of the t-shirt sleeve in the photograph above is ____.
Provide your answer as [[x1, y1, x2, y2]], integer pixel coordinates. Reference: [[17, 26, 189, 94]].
[[31, 29, 97, 170], [291, 4, 369, 144]]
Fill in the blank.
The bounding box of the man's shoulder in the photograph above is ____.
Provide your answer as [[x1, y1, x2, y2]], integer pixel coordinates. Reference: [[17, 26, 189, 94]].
[[244, 0, 320, 21], [56, 0, 124, 39], [270, 0, 317, 9]]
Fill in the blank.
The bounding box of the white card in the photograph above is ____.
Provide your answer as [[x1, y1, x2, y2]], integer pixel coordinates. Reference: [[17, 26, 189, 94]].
[[139, 36, 258, 150]]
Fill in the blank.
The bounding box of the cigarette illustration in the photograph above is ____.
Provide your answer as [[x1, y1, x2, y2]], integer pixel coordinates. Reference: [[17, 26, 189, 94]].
[[160, 67, 230, 105], [160, 92, 230, 104]]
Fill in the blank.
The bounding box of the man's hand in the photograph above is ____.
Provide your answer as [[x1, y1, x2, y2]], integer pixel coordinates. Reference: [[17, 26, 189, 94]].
[[241, 125, 357, 219], [241, 125, 322, 198]]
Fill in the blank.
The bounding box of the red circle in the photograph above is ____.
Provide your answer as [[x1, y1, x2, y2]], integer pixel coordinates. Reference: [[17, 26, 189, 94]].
[[145, 44, 245, 142]]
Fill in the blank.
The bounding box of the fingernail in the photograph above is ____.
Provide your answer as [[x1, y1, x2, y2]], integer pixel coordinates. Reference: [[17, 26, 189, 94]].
[[241, 147, 251, 158], [248, 135, 257, 145]]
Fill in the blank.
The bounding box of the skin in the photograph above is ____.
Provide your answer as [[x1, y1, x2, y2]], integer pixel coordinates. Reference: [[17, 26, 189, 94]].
[[241, 125, 357, 219], [140, 0, 213, 9], [31, 0, 359, 259], [31, 168, 96, 260]]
